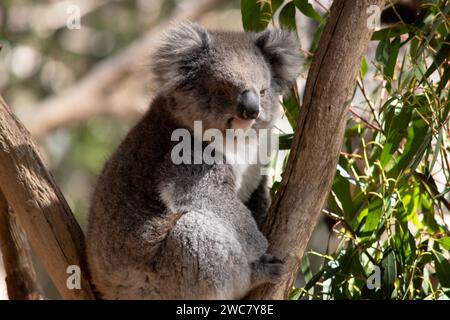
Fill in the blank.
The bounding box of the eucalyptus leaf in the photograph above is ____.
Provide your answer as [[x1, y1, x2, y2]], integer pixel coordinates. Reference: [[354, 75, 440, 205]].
[[381, 248, 397, 296], [432, 250, 450, 289], [279, 2, 297, 32], [293, 0, 322, 21]]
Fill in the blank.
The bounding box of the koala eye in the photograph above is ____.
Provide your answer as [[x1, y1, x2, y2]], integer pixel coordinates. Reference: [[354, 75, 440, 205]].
[[214, 88, 227, 97], [215, 89, 227, 98], [260, 88, 267, 97]]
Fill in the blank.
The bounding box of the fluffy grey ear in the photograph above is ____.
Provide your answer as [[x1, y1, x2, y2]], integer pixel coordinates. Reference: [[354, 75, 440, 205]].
[[255, 29, 301, 91], [152, 23, 211, 89]]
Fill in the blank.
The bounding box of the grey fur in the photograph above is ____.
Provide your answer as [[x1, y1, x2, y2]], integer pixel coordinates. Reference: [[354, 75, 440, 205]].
[[86, 23, 300, 299]]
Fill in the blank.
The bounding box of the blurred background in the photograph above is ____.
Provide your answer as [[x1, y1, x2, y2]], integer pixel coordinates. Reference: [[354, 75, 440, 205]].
[[1, 0, 448, 300]]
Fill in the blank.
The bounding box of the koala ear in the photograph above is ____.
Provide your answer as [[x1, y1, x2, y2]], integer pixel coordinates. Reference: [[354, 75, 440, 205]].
[[152, 23, 211, 89], [255, 29, 301, 91]]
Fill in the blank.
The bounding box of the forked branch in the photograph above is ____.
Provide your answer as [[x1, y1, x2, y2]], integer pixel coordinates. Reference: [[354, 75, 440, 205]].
[[0, 96, 94, 299]]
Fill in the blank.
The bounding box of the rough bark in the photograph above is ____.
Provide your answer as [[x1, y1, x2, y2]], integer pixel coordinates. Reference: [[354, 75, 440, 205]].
[[0, 96, 95, 300], [0, 189, 42, 300], [247, 0, 386, 299]]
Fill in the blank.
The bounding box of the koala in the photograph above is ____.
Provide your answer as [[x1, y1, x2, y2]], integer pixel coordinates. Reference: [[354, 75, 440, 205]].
[[86, 23, 301, 300]]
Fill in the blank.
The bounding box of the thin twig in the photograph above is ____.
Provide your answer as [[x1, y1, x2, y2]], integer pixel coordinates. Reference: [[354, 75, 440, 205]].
[[357, 78, 384, 132], [350, 107, 382, 131]]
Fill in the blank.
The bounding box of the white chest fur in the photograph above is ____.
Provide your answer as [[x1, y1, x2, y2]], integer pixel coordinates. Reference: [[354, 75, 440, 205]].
[[224, 131, 268, 203], [232, 162, 262, 203]]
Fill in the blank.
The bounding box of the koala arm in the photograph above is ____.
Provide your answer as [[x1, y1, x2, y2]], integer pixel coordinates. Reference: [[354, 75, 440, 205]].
[[158, 162, 238, 216], [157, 159, 269, 254], [245, 175, 271, 228]]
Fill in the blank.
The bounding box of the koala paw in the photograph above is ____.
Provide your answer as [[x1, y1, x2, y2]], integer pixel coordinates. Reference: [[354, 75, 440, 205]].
[[252, 254, 287, 285], [260, 254, 283, 264]]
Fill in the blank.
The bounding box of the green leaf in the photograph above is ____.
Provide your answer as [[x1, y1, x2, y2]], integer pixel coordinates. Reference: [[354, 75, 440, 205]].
[[380, 105, 412, 168], [300, 255, 313, 283], [432, 250, 450, 289], [331, 170, 355, 221], [428, 127, 443, 176], [394, 222, 416, 265], [298, 268, 324, 299], [278, 133, 294, 150], [381, 248, 397, 296], [376, 35, 401, 92], [371, 25, 410, 41], [323, 248, 355, 299], [375, 36, 390, 65], [279, 2, 297, 32], [398, 185, 421, 227], [413, 9, 447, 60], [422, 29, 450, 80], [241, 0, 270, 31], [241, 0, 286, 32], [395, 116, 430, 172], [309, 19, 325, 53], [435, 237, 450, 251], [293, 0, 322, 21], [421, 192, 442, 233], [360, 56, 369, 78], [282, 91, 300, 128], [437, 63, 450, 96], [360, 197, 383, 241], [289, 288, 302, 300], [271, 0, 284, 15], [385, 36, 401, 80]]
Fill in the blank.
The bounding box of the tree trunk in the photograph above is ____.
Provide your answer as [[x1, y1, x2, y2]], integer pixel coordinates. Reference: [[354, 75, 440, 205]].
[[0, 96, 95, 300], [0, 189, 42, 299], [247, 0, 386, 299]]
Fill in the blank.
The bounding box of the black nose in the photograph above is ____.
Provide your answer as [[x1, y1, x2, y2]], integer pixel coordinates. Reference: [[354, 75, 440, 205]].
[[238, 90, 260, 120]]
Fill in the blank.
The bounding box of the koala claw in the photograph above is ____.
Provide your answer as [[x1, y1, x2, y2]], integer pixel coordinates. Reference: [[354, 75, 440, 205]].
[[260, 254, 283, 264], [252, 254, 287, 285]]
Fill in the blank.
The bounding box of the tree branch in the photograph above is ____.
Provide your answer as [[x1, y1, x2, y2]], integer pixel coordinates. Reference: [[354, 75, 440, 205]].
[[23, 0, 229, 139], [0, 189, 42, 300], [247, 0, 387, 299], [0, 96, 95, 299]]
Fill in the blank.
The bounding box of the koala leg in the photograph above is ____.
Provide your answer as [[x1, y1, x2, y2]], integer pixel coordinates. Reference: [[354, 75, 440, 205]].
[[154, 210, 256, 299], [154, 162, 281, 299]]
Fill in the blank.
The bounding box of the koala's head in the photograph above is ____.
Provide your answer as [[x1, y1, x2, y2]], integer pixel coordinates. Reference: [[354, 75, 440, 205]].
[[152, 23, 301, 132]]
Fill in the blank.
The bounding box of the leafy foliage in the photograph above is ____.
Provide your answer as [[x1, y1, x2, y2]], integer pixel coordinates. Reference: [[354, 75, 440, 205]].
[[241, 0, 450, 299]]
